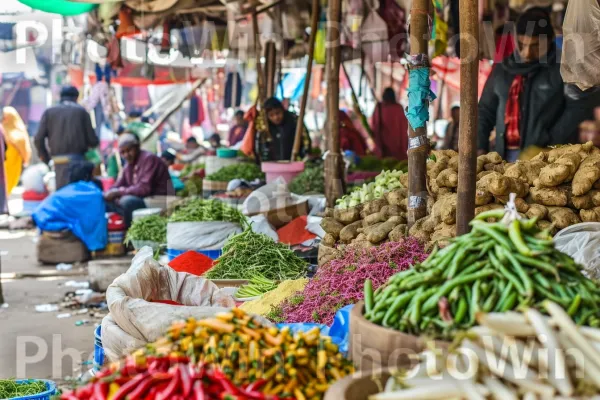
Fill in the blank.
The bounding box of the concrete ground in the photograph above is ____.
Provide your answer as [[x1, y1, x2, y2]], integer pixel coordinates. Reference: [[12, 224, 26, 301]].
[[0, 190, 96, 382]]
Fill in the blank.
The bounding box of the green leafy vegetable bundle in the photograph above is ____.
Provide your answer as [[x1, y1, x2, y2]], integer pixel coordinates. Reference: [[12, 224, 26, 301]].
[[0, 379, 47, 398], [205, 230, 307, 280], [205, 163, 264, 182], [169, 199, 247, 225], [288, 165, 324, 194], [365, 208, 600, 338], [125, 215, 167, 244]]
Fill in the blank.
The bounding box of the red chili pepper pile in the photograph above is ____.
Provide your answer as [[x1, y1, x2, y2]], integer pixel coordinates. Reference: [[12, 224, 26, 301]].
[[60, 356, 290, 400]]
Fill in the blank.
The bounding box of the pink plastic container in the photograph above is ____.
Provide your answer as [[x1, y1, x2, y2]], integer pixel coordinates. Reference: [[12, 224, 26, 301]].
[[261, 161, 305, 184]]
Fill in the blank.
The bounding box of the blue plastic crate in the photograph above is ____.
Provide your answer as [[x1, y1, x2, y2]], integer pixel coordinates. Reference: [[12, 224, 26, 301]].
[[93, 325, 104, 372], [9, 380, 57, 400], [167, 248, 222, 262]]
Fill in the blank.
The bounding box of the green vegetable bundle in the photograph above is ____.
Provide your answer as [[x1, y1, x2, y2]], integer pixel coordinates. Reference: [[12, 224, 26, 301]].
[[169, 199, 247, 226], [176, 175, 202, 197], [125, 215, 167, 244], [288, 165, 324, 195], [364, 209, 600, 338], [235, 274, 278, 298], [205, 230, 307, 280], [179, 163, 205, 179], [205, 163, 264, 182], [337, 169, 405, 209], [0, 379, 47, 398]]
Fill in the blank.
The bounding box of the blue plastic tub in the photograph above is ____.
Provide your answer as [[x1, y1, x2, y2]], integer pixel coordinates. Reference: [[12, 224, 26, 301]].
[[9, 380, 57, 400], [217, 148, 238, 159], [93, 325, 105, 372], [167, 248, 222, 262]]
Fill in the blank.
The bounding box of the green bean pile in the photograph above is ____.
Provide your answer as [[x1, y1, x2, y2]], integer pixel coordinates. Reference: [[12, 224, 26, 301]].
[[205, 230, 307, 281], [0, 379, 47, 398], [125, 215, 167, 244], [364, 209, 600, 339], [169, 199, 247, 226]]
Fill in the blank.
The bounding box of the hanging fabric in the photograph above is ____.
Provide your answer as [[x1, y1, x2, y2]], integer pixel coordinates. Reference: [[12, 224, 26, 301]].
[[224, 72, 243, 109], [377, 0, 407, 61], [431, 0, 448, 58], [189, 92, 205, 127]]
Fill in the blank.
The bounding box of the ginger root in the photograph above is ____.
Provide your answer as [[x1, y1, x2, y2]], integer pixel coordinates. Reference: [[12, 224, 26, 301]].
[[530, 186, 569, 207], [537, 153, 581, 187], [581, 207, 600, 222], [526, 204, 549, 220], [504, 159, 547, 186], [572, 155, 600, 196], [547, 207, 581, 229], [436, 169, 459, 188]]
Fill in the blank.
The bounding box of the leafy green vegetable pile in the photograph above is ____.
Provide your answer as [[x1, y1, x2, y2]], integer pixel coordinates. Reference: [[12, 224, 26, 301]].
[[205, 163, 265, 182], [0, 379, 47, 398], [336, 169, 405, 209], [125, 215, 167, 244], [205, 230, 307, 280], [288, 165, 325, 194], [176, 175, 203, 197], [169, 199, 247, 225]]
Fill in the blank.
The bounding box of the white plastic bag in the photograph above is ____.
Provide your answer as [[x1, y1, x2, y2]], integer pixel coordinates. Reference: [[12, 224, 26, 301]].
[[561, 0, 600, 90], [243, 177, 305, 214], [21, 163, 49, 193], [102, 247, 235, 361], [554, 223, 600, 278], [306, 216, 325, 238], [167, 221, 242, 250]]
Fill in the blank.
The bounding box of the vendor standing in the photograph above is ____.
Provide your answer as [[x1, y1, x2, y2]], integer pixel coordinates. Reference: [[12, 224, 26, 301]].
[[35, 86, 99, 189], [256, 97, 310, 161], [478, 7, 600, 161], [105, 134, 174, 227]]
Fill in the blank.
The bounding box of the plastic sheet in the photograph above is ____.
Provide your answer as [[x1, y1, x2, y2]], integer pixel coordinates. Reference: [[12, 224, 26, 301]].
[[554, 223, 600, 279], [406, 68, 436, 130], [277, 305, 353, 355], [167, 221, 242, 250], [561, 0, 600, 90]]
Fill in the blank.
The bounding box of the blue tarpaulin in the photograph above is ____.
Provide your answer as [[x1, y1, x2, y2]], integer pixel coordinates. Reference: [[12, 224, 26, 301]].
[[275, 72, 306, 102], [33, 182, 107, 251]]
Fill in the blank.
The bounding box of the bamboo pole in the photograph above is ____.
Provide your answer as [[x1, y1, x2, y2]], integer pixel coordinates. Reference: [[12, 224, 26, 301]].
[[142, 78, 206, 144], [291, 0, 320, 161], [324, 0, 344, 207], [265, 41, 277, 98], [252, 11, 266, 104], [456, 0, 479, 234], [406, 0, 431, 228]]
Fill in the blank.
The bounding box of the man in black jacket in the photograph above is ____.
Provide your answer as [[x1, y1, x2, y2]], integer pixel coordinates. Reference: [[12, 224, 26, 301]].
[[478, 8, 600, 161], [35, 86, 99, 189]]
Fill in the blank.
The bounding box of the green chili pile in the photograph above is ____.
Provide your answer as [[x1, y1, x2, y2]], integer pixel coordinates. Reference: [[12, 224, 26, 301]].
[[169, 199, 247, 226], [0, 379, 47, 398], [205, 163, 264, 182], [365, 209, 600, 338], [125, 215, 167, 244], [205, 230, 307, 281]]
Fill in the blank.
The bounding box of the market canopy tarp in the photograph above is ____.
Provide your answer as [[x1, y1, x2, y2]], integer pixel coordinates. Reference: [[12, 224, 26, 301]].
[[18, 0, 96, 15]]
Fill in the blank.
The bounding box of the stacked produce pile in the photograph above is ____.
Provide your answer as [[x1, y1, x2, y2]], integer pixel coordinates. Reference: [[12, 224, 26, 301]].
[[235, 275, 278, 299], [204, 230, 307, 280], [61, 356, 285, 400], [177, 163, 205, 198], [289, 165, 325, 195], [0, 380, 48, 398], [321, 170, 409, 250], [205, 163, 264, 182], [273, 238, 427, 325], [125, 215, 167, 245], [240, 279, 309, 316], [135, 309, 354, 399], [419, 142, 600, 244], [371, 302, 600, 400], [365, 210, 600, 338], [169, 199, 247, 225]]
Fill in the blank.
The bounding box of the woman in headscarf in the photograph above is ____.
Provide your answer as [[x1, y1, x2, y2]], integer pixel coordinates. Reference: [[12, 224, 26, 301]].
[[339, 110, 368, 156], [2, 107, 31, 194]]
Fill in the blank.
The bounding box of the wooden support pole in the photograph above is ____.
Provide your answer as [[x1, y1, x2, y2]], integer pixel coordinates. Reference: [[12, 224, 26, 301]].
[[252, 11, 266, 104], [324, 0, 344, 207], [265, 41, 277, 98], [406, 0, 431, 228], [291, 0, 320, 161], [456, 0, 479, 235]]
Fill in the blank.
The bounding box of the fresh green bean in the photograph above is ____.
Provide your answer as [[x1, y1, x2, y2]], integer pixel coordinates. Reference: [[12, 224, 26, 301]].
[[489, 249, 526, 295], [498, 246, 534, 298], [568, 294, 582, 316], [454, 296, 468, 324], [470, 280, 481, 324], [474, 209, 506, 221], [364, 279, 374, 314], [473, 224, 513, 250], [422, 269, 495, 313]]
